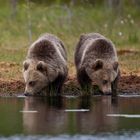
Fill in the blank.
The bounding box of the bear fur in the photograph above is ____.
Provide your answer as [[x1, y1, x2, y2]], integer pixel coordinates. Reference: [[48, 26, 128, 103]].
[[75, 33, 120, 96], [23, 33, 68, 96]]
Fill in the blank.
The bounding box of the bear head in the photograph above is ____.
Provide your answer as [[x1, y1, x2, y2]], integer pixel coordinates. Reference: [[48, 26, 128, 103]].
[[23, 60, 49, 96], [88, 59, 119, 95]]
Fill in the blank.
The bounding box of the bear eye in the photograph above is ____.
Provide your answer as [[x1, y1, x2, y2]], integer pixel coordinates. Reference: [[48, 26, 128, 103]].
[[102, 80, 108, 85], [28, 81, 36, 87]]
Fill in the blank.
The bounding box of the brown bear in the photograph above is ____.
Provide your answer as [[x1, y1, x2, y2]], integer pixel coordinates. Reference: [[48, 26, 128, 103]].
[[23, 33, 68, 96], [75, 33, 120, 96]]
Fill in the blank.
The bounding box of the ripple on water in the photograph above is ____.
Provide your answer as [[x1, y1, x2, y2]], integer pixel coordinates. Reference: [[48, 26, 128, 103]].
[[107, 114, 140, 118], [0, 134, 140, 140], [118, 94, 140, 98]]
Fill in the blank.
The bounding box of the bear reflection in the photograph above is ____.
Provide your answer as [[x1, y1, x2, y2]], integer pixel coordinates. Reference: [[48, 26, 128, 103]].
[[22, 96, 67, 134], [22, 96, 119, 135], [77, 96, 118, 133]]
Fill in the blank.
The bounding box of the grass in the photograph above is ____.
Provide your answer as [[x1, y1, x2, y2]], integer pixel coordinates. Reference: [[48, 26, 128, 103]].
[[0, 1, 140, 83]]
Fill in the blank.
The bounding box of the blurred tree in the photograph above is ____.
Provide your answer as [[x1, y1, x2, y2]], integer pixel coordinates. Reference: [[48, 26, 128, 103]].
[[26, 0, 32, 43], [10, 0, 18, 18], [133, 0, 140, 7], [105, 0, 123, 15], [107, 0, 121, 8]]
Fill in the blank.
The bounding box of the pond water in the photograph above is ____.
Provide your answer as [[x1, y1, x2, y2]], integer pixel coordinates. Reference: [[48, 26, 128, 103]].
[[0, 95, 140, 140]]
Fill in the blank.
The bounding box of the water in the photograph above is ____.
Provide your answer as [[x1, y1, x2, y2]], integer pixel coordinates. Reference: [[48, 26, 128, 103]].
[[0, 95, 140, 139]]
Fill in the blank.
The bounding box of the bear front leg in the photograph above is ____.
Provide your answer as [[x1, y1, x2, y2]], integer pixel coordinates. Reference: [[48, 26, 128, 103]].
[[111, 71, 120, 97], [48, 73, 66, 95], [77, 68, 92, 94]]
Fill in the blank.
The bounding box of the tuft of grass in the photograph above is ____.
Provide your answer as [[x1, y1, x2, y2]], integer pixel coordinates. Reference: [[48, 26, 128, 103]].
[[128, 33, 139, 44]]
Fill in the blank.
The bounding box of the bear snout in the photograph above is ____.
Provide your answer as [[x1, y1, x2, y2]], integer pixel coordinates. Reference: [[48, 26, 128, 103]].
[[102, 86, 112, 95], [24, 92, 30, 96], [24, 88, 33, 96], [103, 91, 112, 95]]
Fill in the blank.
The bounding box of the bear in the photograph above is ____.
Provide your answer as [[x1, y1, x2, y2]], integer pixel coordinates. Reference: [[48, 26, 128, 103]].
[[74, 33, 120, 96], [23, 33, 68, 96]]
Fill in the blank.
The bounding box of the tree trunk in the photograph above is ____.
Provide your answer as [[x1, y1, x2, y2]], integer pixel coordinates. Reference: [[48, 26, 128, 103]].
[[10, 0, 18, 18], [107, 0, 121, 9]]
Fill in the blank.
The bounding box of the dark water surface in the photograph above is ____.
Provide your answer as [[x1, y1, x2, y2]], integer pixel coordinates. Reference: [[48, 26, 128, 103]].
[[0, 95, 140, 139]]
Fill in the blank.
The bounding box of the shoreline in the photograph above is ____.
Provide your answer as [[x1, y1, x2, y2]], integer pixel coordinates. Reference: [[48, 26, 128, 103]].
[[0, 74, 140, 95]]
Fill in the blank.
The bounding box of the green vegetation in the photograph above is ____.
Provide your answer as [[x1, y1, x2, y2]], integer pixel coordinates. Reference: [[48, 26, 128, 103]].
[[0, 0, 140, 81]]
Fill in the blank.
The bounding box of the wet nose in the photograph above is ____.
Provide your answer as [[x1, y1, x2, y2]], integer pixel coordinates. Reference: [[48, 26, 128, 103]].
[[24, 92, 30, 96], [104, 91, 112, 95]]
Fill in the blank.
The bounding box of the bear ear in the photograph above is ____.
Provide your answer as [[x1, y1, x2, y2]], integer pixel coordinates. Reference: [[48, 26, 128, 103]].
[[93, 59, 103, 71], [80, 34, 85, 38], [113, 61, 119, 71], [23, 61, 29, 71], [36, 61, 47, 72]]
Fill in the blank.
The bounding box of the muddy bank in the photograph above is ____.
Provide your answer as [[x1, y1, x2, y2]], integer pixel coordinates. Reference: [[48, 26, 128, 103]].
[[0, 74, 140, 95], [0, 49, 140, 95], [0, 79, 24, 94], [118, 75, 140, 93], [64, 74, 140, 94]]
